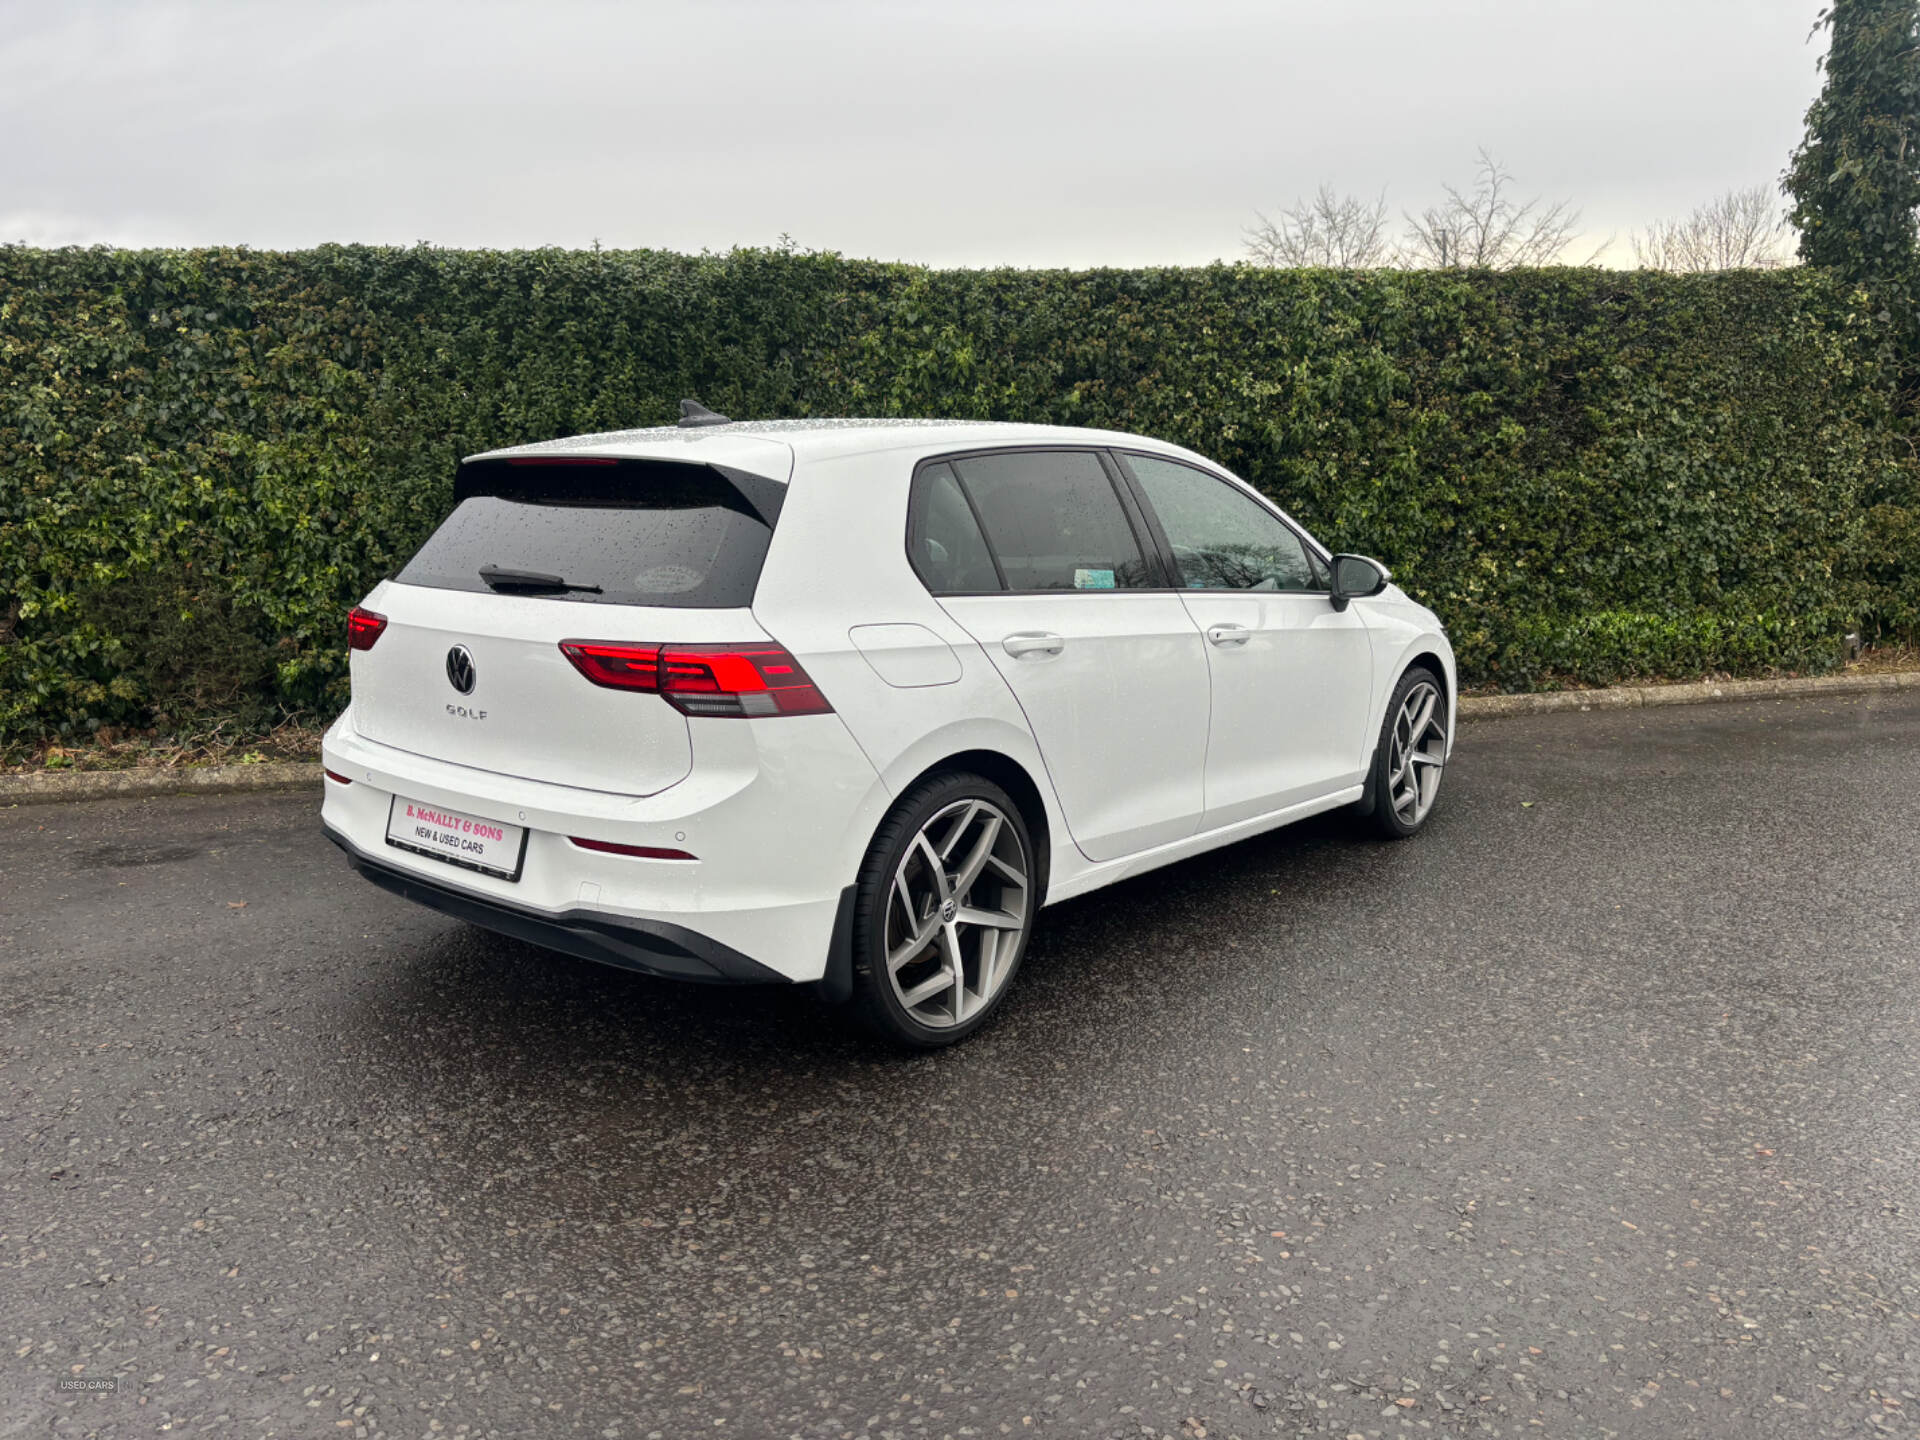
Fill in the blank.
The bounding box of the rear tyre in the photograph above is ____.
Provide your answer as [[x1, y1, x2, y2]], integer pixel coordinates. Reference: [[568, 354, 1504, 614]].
[[1360, 666, 1449, 839], [848, 772, 1037, 1049]]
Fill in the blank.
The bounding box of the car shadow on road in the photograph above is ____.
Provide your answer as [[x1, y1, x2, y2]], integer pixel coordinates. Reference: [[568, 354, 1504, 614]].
[[332, 806, 1421, 1094], [306, 805, 1456, 1226]]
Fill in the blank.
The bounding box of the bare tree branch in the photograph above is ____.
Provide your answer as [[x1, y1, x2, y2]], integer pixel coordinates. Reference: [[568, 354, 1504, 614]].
[[1632, 187, 1796, 271], [1245, 185, 1392, 268], [1401, 149, 1585, 268]]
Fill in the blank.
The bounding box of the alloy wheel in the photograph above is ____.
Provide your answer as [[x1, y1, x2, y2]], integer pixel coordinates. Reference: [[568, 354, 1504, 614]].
[[883, 799, 1030, 1029], [1387, 679, 1447, 827]]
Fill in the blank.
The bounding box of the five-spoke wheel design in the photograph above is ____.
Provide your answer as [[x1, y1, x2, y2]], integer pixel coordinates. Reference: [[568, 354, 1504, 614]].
[[882, 798, 1030, 1031], [1386, 677, 1447, 828]]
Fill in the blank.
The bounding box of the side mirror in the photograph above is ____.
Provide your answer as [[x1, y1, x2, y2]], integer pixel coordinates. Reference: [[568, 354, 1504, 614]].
[[1329, 554, 1391, 613]]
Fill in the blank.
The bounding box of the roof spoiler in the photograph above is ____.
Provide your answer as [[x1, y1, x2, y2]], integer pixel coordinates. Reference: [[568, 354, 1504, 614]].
[[452, 455, 784, 529]]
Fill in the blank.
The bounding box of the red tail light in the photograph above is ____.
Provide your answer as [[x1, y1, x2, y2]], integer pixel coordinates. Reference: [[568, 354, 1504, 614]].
[[558, 641, 661, 691], [347, 607, 387, 651], [559, 640, 832, 717], [658, 646, 834, 717]]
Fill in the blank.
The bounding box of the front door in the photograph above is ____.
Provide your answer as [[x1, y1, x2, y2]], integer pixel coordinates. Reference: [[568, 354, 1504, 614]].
[[1116, 452, 1375, 827], [911, 450, 1211, 863]]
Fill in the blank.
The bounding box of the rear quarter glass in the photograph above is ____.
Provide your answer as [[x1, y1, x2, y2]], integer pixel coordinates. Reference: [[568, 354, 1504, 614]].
[[396, 459, 780, 608]]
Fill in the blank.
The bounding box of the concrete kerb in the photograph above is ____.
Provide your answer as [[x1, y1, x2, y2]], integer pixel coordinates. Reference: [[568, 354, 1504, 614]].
[[1458, 669, 1920, 719], [0, 761, 321, 807], [3, 670, 1917, 808]]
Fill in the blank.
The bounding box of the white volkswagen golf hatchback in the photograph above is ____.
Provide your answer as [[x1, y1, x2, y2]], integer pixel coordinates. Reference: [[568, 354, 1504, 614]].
[[322, 411, 1455, 1046]]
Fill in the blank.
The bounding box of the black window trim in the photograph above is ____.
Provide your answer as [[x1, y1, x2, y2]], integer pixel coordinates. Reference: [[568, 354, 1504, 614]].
[[904, 445, 1180, 598], [1107, 448, 1332, 596]]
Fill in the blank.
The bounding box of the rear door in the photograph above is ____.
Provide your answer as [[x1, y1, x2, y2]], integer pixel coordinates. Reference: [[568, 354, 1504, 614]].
[[351, 456, 783, 795], [915, 449, 1211, 863], [1115, 452, 1374, 825]]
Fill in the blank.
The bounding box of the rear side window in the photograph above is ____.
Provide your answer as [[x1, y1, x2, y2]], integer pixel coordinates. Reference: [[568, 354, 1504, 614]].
[[943, 450, 1156, 592], [910, 463, 1003, 593], [397, 459, 778, 608]]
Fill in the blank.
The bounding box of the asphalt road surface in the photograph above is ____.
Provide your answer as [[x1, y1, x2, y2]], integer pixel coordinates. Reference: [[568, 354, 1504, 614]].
[[4, 691, 1919, 1440]]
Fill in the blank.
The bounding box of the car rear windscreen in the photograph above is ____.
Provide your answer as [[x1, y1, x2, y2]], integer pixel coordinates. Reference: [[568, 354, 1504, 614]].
[[395, 458, 782, 608]]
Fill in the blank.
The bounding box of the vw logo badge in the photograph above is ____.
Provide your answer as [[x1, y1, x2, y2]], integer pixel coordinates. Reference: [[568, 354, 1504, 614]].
[[445, 645, 477, 695]]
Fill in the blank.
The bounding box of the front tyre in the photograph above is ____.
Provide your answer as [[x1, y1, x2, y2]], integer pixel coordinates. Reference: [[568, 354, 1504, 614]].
[[849, 772, 1036, 1049], [1363, 667, 1449, 838]]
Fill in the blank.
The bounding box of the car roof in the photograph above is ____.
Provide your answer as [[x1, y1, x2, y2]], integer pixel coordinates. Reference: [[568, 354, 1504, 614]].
[[467, 417, 1216, 478]]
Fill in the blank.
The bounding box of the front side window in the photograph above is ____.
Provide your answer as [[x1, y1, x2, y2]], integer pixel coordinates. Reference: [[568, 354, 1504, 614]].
[[947, 450, 1156, 591], [1124, 454, 1323, 592]]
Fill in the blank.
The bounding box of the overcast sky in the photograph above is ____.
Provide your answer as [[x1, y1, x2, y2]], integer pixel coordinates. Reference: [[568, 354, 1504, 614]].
[[0, 0, 1829, 268]]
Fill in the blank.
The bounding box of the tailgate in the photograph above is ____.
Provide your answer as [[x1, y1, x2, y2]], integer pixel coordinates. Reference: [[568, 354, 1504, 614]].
[[350, 583, 772, 796]]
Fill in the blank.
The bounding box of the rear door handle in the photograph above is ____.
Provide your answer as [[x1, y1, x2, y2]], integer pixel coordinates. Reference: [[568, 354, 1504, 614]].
[[1003, 631, 1064, 659], [1206, 623, 1251, 647]]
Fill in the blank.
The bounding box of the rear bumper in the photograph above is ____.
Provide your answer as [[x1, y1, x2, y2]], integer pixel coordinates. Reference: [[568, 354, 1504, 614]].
[[319, 704, 889, 984], [325, 825, 792, 984]]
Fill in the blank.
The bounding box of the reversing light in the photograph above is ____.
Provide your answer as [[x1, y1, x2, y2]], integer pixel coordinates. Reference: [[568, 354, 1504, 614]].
[[558, 641, 832, 717], [568, 837, 697, 860], [347, 607, 387, 651], [658, 646, 834, 717]]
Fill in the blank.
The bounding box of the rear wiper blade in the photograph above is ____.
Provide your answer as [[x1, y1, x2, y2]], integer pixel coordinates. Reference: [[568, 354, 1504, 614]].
[[478, 564, 603, 594]]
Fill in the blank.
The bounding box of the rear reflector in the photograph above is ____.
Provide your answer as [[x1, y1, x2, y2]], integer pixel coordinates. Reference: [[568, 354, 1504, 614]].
[[558, 640, 832, 717], [347, 606, 387, 651], [323, 768, 353, 785], [568, 837, 697, 861]]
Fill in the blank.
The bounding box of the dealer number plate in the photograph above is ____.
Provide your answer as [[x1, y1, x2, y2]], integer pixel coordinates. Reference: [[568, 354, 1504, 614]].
[[385, 795, 528, 881]]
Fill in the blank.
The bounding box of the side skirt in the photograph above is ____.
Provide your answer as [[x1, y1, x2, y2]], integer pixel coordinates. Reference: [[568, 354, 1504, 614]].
[[1043, 786, 1365, 905]]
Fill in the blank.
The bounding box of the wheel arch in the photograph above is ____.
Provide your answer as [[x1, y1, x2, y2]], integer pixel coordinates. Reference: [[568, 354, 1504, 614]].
[[1369, 646, 1454, 747], [818, 745, 1055, 1012], [895, 748, 1054, 906], [1359, 649, 1455, 816], [1402, 648, 1452, 716]]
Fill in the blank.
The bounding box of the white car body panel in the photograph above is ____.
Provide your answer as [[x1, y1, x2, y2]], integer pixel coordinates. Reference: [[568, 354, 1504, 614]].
[[323, 418, 1457, 993], [1042, 784, 1366, 903], [347, 579, 746, 795], [1176, 590, 1375, 826], [1350, 587, 1459, 762], [322, 705, 884, 982], [743, 442, 1072, 871], [846, 624, 962, 687], [937, 591, 1210, 862]]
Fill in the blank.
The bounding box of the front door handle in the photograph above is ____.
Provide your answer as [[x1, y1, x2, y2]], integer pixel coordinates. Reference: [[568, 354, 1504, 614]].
[[1003, 631, 1065, 659], [1206, 623, 1251, 647]]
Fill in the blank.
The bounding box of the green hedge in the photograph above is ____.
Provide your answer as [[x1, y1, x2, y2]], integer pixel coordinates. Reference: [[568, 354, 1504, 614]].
[[1, 244, 1913, 743]]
